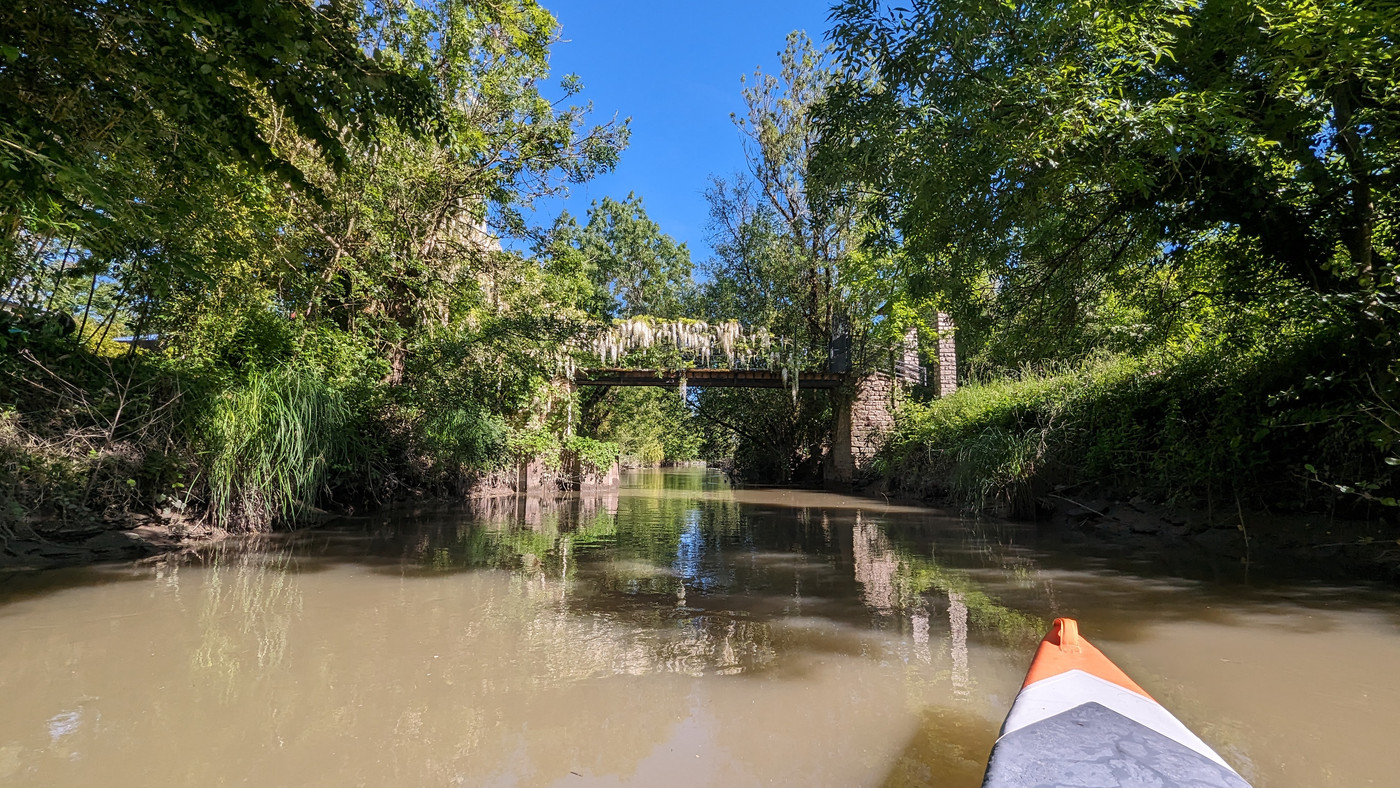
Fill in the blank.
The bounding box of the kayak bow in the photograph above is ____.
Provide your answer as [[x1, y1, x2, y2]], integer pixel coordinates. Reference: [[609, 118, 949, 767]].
[[982, 618, 1251, 787]]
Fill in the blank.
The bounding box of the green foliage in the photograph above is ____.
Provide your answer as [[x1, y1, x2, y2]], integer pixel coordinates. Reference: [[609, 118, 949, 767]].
[[175, 305, 298, 373], [1, 0, 632, 530], [417, 406, 509, 473], [694, 387, 831, 483], [692, 31, 914, 481], [817, 0, 1399, 357], [584, 387, 703, 467], [661, 422, 705, 464], [13, 0, 1393, 543], [705, 32, 865, 358], [563, 435, 619, 473], [266, 0, 625, 382], [0, 0, 430, 299], [890, 326, 1395, 516], [203, 367, 360, 530], [506, 426, 561, 467], [541, 194, 694, 319], [809, 0, 1400, 518]]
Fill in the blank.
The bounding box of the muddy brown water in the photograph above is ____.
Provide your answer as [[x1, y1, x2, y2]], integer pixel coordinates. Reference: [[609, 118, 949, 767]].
[[2, 468, 1398, 787]]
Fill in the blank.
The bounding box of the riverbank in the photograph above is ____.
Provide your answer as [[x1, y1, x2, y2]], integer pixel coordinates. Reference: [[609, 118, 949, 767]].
[[0, 461, 623, 571], [854, 470, 1400, 584], [2, 339, 625, 569], [1037, 491, 1400, 583], [876, 339, 1400, 581], [0, 516, 227, 571]]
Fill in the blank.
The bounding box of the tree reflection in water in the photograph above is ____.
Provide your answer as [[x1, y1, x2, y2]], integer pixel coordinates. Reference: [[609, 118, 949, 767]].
[[194, 541, 304, 700], [178, 469, 1053, 783], [378, 469, 1045, 692]]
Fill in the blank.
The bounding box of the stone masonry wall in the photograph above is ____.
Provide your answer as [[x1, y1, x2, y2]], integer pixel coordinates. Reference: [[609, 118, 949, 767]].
[[933, 312, 958, 397], [827, 372, 897, 483], [827, 313, 957, 486], [562, 452, 621, 490], [898, 326, 921, 385]]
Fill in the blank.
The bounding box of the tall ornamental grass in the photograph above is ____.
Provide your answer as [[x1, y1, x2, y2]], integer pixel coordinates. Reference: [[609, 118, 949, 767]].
[[205, 367, 355, 531]]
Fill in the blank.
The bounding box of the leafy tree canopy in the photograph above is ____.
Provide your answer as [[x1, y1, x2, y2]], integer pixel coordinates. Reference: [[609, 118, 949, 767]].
[[543, 194, 694, 319], [0, 0, 434, 234], [815, 0, 1400, 352]]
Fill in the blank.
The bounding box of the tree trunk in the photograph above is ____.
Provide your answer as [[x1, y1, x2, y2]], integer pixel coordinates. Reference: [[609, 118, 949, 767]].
[[1332, 79, 1375, 290]]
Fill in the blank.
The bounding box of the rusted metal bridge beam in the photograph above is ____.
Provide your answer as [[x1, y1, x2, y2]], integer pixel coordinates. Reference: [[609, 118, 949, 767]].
[[575, 368, 847, 389]]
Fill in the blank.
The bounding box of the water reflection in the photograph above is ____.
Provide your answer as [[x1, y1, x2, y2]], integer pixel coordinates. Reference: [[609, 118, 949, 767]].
[[949, 593, 970, 697], [0, 469, 1397, 786], [194, 545, 303, 699], [854, 512, 899, 611], [368, 471, 1041, 688]]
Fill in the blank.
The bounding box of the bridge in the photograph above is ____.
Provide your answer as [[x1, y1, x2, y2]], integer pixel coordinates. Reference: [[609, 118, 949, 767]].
[[575, 368, 847, 389], [573, 314, 959, 485]]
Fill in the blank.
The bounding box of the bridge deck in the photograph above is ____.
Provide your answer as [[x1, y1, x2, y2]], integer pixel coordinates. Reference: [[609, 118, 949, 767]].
[[576, 368, 847, 389]]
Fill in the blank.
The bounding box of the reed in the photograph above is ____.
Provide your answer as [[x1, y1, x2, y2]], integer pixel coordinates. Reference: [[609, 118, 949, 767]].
[[204, 367, 353, 531]]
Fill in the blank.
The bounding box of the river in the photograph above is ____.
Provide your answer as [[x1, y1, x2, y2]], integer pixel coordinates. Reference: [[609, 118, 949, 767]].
[[1, 468, 1397, 786]]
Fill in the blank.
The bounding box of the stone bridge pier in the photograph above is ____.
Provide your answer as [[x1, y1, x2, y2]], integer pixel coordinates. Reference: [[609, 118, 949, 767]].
[[824, 371, 899, 484], [825, 313, 957, 485]]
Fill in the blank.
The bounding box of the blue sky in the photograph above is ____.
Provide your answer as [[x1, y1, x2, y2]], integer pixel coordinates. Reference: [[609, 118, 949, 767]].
[[525, 1, 837, 261]]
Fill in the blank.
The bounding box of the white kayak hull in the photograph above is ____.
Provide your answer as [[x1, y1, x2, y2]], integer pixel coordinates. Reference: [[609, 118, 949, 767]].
[[982, 618, 1251, 788]]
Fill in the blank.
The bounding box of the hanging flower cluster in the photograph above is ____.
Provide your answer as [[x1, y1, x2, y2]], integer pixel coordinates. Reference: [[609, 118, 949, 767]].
[[584, 316, 804, 400], [589, 317, 776, 367]]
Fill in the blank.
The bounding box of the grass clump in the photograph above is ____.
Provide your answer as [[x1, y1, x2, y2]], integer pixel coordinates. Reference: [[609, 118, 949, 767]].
[[204, 367, 358, 531]]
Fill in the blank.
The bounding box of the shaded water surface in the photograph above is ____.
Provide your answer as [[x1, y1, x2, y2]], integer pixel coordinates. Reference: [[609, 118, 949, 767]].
[[2, 469, 1398, 786]]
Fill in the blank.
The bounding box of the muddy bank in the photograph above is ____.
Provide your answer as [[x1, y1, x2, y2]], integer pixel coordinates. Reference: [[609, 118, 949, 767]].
[[1, 517, 228, 571], [1024, 491, 1400, 583], [0, 468, 616, 571], [854, 470, 1400, 583]]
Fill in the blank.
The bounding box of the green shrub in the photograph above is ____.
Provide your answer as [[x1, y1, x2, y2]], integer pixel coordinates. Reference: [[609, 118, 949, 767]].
[[417, 406, 509, 472], [564, 435, 619, 473], [506, 426, 561, 469], [588, 387, 705, 467], [888, 335, 1395, 517]]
